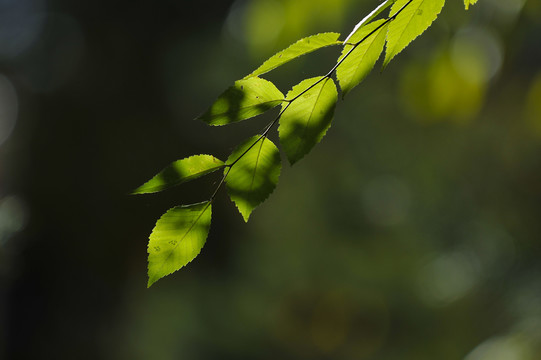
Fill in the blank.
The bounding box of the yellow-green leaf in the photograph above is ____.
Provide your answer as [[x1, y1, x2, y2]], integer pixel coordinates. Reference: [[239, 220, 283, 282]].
[[383, 0, 446, 69], [244, 33, 342, 79], [279, 77, 338, 164], [337, 19, 389, 97], [133, 155, 224, 194], [464, 0, 478, 10], [225, 136, 281, 222], [147, 202, 212, 287], [197, 77, 284, 126]]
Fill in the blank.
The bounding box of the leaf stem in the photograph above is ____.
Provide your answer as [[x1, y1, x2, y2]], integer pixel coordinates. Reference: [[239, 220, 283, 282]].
[[210, 166, 231, 201], [208, 0, 414, 204]]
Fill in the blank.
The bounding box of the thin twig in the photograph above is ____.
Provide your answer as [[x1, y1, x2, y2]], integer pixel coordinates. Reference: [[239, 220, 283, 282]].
[[208, 0, 414, 203]]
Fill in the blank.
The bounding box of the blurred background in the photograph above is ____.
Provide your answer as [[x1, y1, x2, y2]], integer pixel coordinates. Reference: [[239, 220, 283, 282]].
[[1, 0, 541, 358]]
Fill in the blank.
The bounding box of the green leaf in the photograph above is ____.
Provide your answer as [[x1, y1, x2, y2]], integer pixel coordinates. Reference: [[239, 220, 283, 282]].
[[197, 77, 284, 126], [383, 0, 446, 69], [464, 0, 478, 10], [225, 136, 281, 222], [337, 19, 389, 97], [343, 0, 396, 43], [133, 155, 224, 194], [279, 76, 338, 164], [147, 202, 212, 287], [244, 33, 342, 79]]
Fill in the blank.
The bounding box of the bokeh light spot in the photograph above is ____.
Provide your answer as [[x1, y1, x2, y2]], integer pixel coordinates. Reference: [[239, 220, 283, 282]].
[[487, 0, 526, 22], [17, 13, 85, 93], [0, 195, 28, 246], [465, 334, 533, 360], [0, 0, 45, 59], [451, 27, 503, 84], [226, 0, 285, 56], [400, 49, 486, 123], [417, 252, 479, 306], [0, 75, 18, 146]]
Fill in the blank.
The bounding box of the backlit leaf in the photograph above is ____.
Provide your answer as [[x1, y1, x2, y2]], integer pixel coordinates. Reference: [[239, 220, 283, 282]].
[[244, 33, 342, 79], [383, 0, 446, 69], [133, 155, 224, 194], [225, 136, 281, 222], [337, 19, 389, 97], [464, 0, 478, 10], [147, 202, 212, 287], [197, 77, 284, 126], [279, 76, 338, 164]]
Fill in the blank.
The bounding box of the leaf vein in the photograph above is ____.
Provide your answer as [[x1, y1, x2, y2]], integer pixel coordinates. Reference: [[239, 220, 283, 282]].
[[389, 0, 424, 55], [294, 78, 328, 155], [250, 139, 265, 192], [157, 203, 211, 272]]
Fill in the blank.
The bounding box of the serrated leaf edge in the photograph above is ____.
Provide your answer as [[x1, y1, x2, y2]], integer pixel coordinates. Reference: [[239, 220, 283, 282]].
[[244, 32, 342, 79], [338, 21, 389, 98], [196, 77, 285, 126], [382, 0, 445, 69], [226, 137, 281, 222], [200, 100, 285, 126], [147, 201, 212, 287], [464, 0, 478, 10], [280, 77, 338, 165], [132, 155, 225, 195]]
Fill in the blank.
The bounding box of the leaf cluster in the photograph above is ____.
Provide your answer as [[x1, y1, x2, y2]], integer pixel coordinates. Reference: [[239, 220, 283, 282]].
[[134, 0, 478, 287]]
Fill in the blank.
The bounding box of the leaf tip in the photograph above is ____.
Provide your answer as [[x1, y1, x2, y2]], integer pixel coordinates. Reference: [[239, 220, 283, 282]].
[[340, 87, 351, 100], [197, 115, 222, 126], [234, 202, 253, 222], [464, 0, 478, 10], [131, 186, 146, 195], [146, 202, 213, 287], [287, 156, 299, 166], [241, 212, 251, 223], [147, 269, 161, 288], [381, 52, 393, 71], [194, 110, 209, 123]]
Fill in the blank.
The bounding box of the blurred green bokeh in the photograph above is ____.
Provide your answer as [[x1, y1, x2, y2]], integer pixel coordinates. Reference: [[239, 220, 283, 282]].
[[1, 0, 541, 359]]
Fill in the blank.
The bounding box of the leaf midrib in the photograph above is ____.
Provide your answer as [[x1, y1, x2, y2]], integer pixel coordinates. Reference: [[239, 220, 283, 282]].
[[247, 33, 341, 78], [388, 0, 424, 56], [249, 139, 265, 192], [207, 99, 284, 119], [155, 202, 211, 274], [140, 165, 224, 193], [294, 78, 328, 156], [347, 26, 385, 86]]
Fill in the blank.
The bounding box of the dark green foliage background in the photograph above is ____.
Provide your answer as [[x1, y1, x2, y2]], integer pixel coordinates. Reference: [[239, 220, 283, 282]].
[[2, 0, 541, 359]]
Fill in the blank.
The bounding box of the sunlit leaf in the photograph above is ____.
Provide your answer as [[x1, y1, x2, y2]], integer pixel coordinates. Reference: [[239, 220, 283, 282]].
[[337, 19, 389, 97], [464, 0, 478, 10], [147, 202, 212, 287], [244, 33, 342, 79], [225, 136, 281, 222], [197, 77, 284, 126], [383, 0, 446, 69], [279, 76, 338, 164], [343, 0, 396, 43], [133, 155, 224, 194]]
